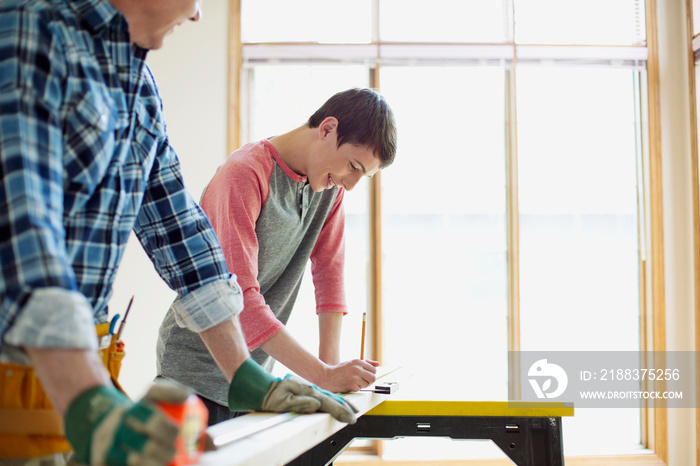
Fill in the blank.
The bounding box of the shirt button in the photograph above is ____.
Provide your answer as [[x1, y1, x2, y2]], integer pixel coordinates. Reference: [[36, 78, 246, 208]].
[[156, 123, 163, 131]]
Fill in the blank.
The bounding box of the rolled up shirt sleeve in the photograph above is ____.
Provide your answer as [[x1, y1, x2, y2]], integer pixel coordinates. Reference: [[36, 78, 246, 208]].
[[169, 276, 244, 332], [4, 288, 97, 351]]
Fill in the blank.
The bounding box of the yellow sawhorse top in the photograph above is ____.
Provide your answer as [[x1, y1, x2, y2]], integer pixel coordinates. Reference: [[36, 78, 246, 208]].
[[365, 400, 574, 418]]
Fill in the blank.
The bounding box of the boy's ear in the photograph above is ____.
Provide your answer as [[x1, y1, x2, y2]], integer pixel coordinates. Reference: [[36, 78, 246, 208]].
[[319, 116, 338, 139]]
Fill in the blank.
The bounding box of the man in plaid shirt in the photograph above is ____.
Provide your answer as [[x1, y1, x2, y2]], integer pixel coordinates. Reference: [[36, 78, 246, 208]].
[[0, 0, 356, 464]]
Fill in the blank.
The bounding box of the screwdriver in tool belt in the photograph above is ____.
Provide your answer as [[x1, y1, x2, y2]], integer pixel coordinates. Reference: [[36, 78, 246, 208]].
[[113, 295, 133, 348]]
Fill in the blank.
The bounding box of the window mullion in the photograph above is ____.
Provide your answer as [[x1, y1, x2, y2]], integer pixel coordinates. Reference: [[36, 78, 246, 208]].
[[229, 0, 242, 153], [505, 64, 521, 401], [643, 0, 668, 459]]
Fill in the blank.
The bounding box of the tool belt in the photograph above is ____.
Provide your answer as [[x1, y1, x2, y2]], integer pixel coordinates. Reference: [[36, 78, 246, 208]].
[[0, 322, 126, 458]]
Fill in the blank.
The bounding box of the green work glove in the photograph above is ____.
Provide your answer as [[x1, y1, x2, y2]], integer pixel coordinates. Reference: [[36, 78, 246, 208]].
[[65, 380, 191, 465], [228, 358, 359, 424]]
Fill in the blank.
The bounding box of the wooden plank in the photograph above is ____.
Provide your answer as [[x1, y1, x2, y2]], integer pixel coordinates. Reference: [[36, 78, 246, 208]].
[[201, 367, 408, 465], [200, 389, 388, 466]]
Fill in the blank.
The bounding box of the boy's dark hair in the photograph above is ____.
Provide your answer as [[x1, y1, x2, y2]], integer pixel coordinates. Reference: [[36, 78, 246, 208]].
[[307, 88, 397, 168]]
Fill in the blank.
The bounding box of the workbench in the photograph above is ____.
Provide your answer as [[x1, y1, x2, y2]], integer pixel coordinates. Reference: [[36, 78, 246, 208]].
[[200, 375, 573, 466], [290, 400, 573, 466]]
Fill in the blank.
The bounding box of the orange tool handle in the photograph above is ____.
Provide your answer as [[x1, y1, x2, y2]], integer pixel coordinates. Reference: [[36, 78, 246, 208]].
[[157, 395, 209, 466]]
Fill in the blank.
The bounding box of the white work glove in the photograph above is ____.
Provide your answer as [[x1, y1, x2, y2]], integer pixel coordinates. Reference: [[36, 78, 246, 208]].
[[228, 358, 359, 424], [65, 380, 191, 465]]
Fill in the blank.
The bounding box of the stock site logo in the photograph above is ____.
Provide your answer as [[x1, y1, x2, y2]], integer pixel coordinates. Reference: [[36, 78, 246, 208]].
[[528, 359, 568, 399]]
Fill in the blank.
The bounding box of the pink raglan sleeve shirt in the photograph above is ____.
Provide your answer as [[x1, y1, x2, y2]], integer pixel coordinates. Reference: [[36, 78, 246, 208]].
[[200, 145, 284, 350]]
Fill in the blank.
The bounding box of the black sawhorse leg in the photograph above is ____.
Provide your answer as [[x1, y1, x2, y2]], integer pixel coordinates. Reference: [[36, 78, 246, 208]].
[[286, 415, 564, 466]]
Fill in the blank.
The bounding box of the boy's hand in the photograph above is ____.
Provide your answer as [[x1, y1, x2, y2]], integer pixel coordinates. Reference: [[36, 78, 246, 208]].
[[319, 359, 380, 393], [228, 358, 358, 424], [65, 381, 190, 465]]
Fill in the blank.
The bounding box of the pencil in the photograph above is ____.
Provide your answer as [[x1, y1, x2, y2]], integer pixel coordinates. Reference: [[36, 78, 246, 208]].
[[360, 312, 366, 360]]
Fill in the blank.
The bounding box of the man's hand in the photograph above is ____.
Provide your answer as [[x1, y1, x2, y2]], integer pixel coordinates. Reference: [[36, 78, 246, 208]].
[[228, 358, 358, 424], [65, 380, 191, 465]]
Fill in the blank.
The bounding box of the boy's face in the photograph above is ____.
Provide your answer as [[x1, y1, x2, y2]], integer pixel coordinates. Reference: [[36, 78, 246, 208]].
[[309, 136, 381, 193], [307, 116, 381, 193]]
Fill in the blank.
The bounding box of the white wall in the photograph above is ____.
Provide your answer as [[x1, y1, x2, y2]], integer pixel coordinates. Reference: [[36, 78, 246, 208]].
[[108, 0, 230, 399]]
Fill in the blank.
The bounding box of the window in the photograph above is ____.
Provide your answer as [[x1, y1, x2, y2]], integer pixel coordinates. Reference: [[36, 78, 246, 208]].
[[514, 0, 645, 45], [517, 66, 644, 454], [241, 0, 372, 43], [234, 0, 663, 462], [379, 0, 509, 43]]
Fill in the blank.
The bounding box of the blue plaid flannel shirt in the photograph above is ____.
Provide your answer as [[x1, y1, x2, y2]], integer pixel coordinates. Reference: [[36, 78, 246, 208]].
[[0, 0, 243, 353]]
